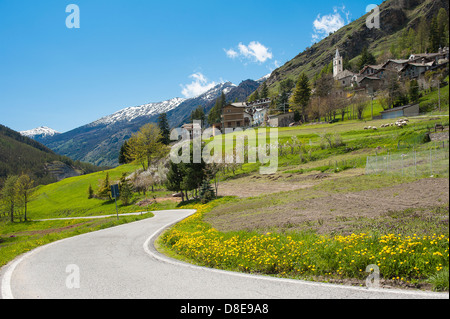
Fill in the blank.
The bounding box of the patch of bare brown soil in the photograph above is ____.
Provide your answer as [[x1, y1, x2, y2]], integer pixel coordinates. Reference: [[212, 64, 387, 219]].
[[217, 172, 328, 198], [207, 178, 449, 234]]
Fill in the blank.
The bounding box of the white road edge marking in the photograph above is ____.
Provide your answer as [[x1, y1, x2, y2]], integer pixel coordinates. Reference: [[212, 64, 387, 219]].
[[1, 210, 447, 299], [144, 210, 449, 299], [2, 255, 23, 299], [1, 211, 152, 299], [1, 235, 75, 299]]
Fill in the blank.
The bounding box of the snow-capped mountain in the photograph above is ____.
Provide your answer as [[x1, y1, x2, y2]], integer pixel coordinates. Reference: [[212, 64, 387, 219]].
[[20, 126, 60, 139], [257, 73, 272, 83], [198, 82, 236, 101], [166, 82, 237, 129], [35, 82, 237, 167], [25, 79, 260, 167], [90, 97, 186, 127]]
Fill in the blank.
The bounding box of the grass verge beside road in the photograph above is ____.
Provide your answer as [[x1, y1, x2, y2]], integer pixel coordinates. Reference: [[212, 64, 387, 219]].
[[159, 175, 449, 292], [0, 213, 154, 267], [1, 163, 177, 267]]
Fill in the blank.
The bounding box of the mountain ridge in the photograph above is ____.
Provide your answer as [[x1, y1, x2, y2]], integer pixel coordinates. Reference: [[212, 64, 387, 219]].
[[24, 0, 448, 167], [0, 124, 102, 187], [264, 0, 448, 93], [89, 97, 186, 128], [36, 81, 240, 167], [20, 126, 61, 143]]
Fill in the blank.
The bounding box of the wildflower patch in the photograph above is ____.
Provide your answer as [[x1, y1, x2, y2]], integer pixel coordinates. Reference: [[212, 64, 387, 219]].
[[163, 201, 449, 289]]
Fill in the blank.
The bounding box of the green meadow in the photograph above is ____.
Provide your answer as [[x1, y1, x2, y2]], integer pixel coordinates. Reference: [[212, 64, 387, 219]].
[[0, 163, 179, 267], [1, 82, 449, 290], [28, 163, 145, 219]]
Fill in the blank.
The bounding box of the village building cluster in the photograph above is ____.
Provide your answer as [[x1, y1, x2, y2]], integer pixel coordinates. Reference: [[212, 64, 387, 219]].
[[185, 47, 449, 132], [343, 47, 449, 91]]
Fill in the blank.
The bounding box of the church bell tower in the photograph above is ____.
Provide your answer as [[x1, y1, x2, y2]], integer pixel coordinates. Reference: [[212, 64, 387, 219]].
[[333, 48, 343, 78]]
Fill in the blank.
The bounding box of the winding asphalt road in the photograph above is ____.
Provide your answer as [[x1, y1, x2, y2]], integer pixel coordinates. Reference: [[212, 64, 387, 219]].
[[1, 210, 448, 299]]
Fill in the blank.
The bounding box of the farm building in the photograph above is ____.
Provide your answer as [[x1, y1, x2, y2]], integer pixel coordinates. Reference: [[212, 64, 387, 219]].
[[268, 112, 295, 127], [380, 104, 419, 120]]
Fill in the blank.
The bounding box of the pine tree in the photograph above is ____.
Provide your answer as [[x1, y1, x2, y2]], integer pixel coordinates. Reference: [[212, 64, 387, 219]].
[[417, 16, 429, 53], [279, 78, 295, 93], [248, 89, 260, 102], [118, 140, 130, 164], [208, 98, 221, 126], [166, 162, 184, 201], [437, 8, 449, 47], [290, 73, 311, 123], [199, 180, 215, 204], [429, 16, 440, 52], [357, 47, 376, 71], [88, 184, 94, 199], [276, 91, 290, 113], [190, 105, 206, 126], [220, 91, 226, 108], [118, 173, 133, 206], [208, 91, 227, 126], [406, 28, 416, 52], [158, 113, 171, 145], [260, 81, 269, 99], [96, 172, 112, 200], [409, 79, 419, 103], [398, 29, 408, 52]]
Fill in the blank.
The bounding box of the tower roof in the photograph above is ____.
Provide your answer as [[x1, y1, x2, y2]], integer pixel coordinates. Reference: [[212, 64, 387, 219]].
[[335, 48, 340, 59]]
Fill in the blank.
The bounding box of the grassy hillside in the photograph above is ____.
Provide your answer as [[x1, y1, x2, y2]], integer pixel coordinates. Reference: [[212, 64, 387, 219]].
[[159, 110, 449, 290], [0, 163, 178, 267], [0, 124, 104, 187], [1, 85, 448, 290], [264, 0, 448, 94], [157, 84, 449, 291], [26, 163, 177, 220]]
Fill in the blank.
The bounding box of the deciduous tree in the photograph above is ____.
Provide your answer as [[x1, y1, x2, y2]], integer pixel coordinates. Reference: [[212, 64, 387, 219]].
[[15, 174, 35, 221], [127, 123, 167, 171], [1, 175, 19, 222]]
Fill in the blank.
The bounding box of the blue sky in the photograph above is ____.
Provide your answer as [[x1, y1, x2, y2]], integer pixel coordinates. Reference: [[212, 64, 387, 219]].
[[0, 0, 378, 133]]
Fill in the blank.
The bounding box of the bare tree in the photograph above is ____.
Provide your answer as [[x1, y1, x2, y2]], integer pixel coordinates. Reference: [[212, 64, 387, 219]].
[[376, 90, 390, 110], [353, 94, 370, 120], [308, 96, 322, 122]]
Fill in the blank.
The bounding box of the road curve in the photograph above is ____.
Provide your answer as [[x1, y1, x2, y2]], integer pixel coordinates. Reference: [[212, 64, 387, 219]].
[[1, 210, 448, 299]]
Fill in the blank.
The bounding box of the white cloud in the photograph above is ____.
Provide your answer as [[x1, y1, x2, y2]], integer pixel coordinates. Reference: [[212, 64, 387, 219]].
[[180, 72, 217, 98], [312, 6, 351, 42], [225, 41, 273, 63], [225, 48, 238, 59]]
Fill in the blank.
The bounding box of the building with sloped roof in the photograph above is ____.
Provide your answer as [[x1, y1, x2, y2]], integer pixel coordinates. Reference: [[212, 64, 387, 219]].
[[333, 49, 355, 88]]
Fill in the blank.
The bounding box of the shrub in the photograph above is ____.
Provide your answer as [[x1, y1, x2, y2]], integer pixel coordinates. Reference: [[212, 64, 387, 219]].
[[320, 133, 345, 149], [199, 180, 215, 204]]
